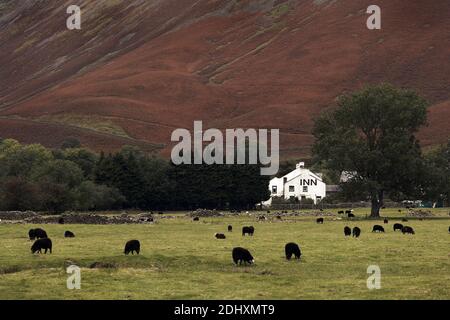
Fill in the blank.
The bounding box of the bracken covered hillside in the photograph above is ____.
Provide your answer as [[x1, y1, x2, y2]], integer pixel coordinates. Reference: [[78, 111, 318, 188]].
[[0, 0, 449, 156]]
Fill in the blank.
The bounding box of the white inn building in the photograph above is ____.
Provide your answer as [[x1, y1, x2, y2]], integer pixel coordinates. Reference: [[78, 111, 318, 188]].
[[264, 162, 326, 205]]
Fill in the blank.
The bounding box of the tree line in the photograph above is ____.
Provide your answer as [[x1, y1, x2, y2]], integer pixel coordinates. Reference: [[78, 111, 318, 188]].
[[0, 139, 270, 213]]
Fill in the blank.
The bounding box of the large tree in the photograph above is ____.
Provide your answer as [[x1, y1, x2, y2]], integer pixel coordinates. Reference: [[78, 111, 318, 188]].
[[422, 141, 450, 206], [312, 84, 428, 217]]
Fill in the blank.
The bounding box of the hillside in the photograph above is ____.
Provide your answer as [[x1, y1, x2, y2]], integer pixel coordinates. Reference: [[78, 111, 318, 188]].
[[0, 0, 449, 156]]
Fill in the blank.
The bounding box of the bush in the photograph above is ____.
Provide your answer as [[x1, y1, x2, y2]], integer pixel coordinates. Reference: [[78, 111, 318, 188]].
[[0, 177, 41, 211], [74, 181, 125, 210]]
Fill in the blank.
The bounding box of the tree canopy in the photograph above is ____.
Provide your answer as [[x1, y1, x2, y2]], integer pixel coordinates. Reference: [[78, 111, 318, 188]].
[[0, 139, 270, 212]]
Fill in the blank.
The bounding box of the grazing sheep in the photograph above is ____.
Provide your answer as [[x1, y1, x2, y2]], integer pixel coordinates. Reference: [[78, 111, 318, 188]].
[[338, 210, 344, 214], [58, 217, 64, 224], [448, 226, 450, 233], [384, 218, 389, 224], [352, 227, 361, 238], [215, 233, 226, 239], [64, 231, 75, 238], [242, 226, 255, 236], [266, 210, 271, 214], [344, 226, 352, 236], [316, 218, 324, 224], [345, 210, 352, 214], [28, 229, 36, 241], [372, 225, 385, 233], [276, 215, 282, 220], [124, 240, 140, 255], [192, 217, 199, 221], [348, 213, 355, 218], [393, 223, 404, 231], [228, 225, 232, 232], [232, 247, 254, 265], [402, 226, 415, 235], [285, 242, 301, 260], [31, 238, 52, 254], [31, 228, 48, 240]]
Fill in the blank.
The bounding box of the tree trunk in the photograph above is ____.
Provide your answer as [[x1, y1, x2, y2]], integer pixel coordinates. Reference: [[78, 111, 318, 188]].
[[370, 190, 384, 218]]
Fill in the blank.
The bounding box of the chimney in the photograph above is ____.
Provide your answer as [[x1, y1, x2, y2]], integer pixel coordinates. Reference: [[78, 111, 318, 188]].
[[296, 162, 305, 169]]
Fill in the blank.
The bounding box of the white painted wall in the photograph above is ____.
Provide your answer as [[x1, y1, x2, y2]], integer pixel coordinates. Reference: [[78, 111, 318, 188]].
[[267, 163, 326, 204]]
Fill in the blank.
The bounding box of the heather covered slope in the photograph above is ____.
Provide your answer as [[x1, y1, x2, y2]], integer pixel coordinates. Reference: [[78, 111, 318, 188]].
[[0, 0, 449, 157]]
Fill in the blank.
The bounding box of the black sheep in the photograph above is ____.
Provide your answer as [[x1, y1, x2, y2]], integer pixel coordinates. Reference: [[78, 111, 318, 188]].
[[348, 213, 355, 218], [316, 218, 324, 224], [345, 210, 352, 214], [28, 229, 36, 240], [402, 226, 415, 235], [58, 217, 64, 224], [124, 240, 140, 255], [344, 226, 351, 236], [232, 247, 254, 265], [338, 210, 344, 214], [215, 233, 226, 239], [64, 231, 75, 238], [383, 218, 389, 224], [352, 227, 361, 238], [33, 228, 48, 240], [242, 226, 254, 236], [285, 242, 301, 260], [393, 223, 403, 231], [192, 217, 199, 221], [448, 226, 450, 233], [228, 225, 232, 232], [31, 238, 52, 254], [372, 225, 385, 233]]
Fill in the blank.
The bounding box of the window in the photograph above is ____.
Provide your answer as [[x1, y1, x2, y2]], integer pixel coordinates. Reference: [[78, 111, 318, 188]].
[[303, 186, 308, 193], [272, 186, 277, 193], [289, 186, 295, 192]]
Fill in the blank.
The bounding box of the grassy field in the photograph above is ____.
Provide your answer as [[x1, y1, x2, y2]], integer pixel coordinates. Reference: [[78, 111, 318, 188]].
[[0, 208, 449, 300]]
